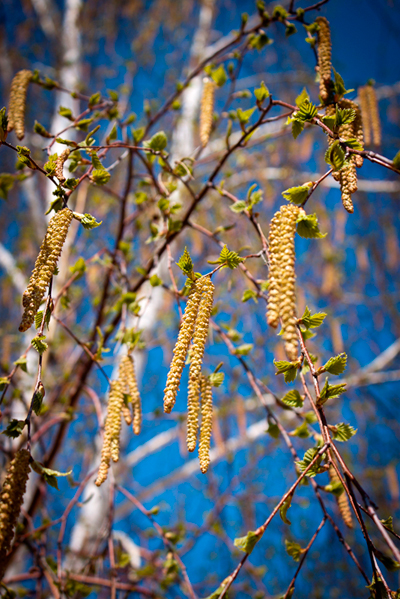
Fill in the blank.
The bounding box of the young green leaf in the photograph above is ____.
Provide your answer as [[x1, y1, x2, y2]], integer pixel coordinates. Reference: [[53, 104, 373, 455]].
[[282, 182, 313, 205], [291, 118, 304, 139], [333, 69, 353, 100], [218, 245, 243, 269], [381, 516, 395, 534], [292, 421, 310, 438], [324, 479, 344, 496], [242, 289, 258, 303], [280, 492, 293, 525], [319, 378, 347, 404], [285, 540, 304, 562], [147, 131, 168, 151], [325, 140, 345, 171], [296, 212, 326, 239], [274, 360, 298, 383], [229, 200, 247, 213], [321, 352, 347, 375], [32, 383, 45, 416], [31, 335, 48, 355], [31, 461, 72, 490], [335, 106, 355, 128], [295, 98, 318, 122], [343, 138, 363, 151], [392, 150, 400, 170], [234, 343, 253, 356], [254, 81, 269, 102], [2, 419, 26, 438], [209, 65, 227, 87], [281, 390, 304, 408], [77, 213, 102, 229], [299, 306, 327, 329], [14, 356, 28, 373], [91, 168, 111, 185], [330, 422, 357, 442], [295, 88, 309, 107], [234, 530, 262, 554], [209, 372, 224, 387], [176, 247, 194, 277], [297, 447, 325, 477]]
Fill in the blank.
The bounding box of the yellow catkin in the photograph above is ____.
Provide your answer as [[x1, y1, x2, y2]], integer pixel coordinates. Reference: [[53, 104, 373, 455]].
[[164, 283, 202, 414], [267, 211, 282, 328], [199, 375, 213, 473], [316, 17, 332, 103], [7, 70, 32, 140], [366, 85, 381, 146], [280, 205, 300, 361], [187, 277, 214, 452], [199, 78, 216, 147], [358, 86, 371, 146], [120, 354, 142, 435], [55, 149, 71, 183], [329, 466, 353, 529], [19, 207, 73, 332], [0, 449, 31, 579], [95, 381, 125, 486]]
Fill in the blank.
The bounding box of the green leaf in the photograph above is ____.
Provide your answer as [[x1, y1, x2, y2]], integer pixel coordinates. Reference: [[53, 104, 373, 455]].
[[0, 377, 9, 391], [280, 493, 293, 525], [31, 461, 72, 490], [281, 390, 303, 408], [147, 131, 168, 151], [234, 530, 262, 554], [70, 256, 86, 277], [209, 65, 227, 87], [295, 98, 318, 122], [331, 422, 357, 442], [296, 212, 326, 239], [234, 343, 253, 356], [91, 168, 110, 185], [392, 150, 400, 170], [209, 372, 224, 387], [242, 289, 258, 303], [88, 91, 101, 108], [325, 140, 345, 171], [292, 421, 310, 438], [333, 69, 353, 100], [176, 247, 194, 277], [229, 200, 247, 213], [249, 31, 272, 51], [322, 353, 347, 375], [319, 378, 347, 404], [285, 540, 304, 562], [282, 182, 313, 205], [381, 516, 395, 533], [375, 548, 400, 572], [324, 479, 344, 497], [0, 173, 15, 200], [31, 335, 48, 355], [78, 213, 102, 229], [59, 106, 73, 120], [291, 118, 304, 139], [14, 356, 28, 373], [267, 421, 280, 438], [274, 360, 298, 383], [335, 106, 355, 128], [149, 274, 162, 287], [32, 383, 45, 415], [237, 107, 256, 125], [285, 23, 297, 37], [297, 446, 325, 477], [299, 306, 327, 329], [75, 117, 94, 131], [34, 308, 51, 329], [2, 419, 26, 438], [34, 120, 52, 138], [248, 187, 263, 207], [344, 138, 363, 151], [254, 81, 269, 102], [218, 245, 243, 269], [295, 88, 309, 107]]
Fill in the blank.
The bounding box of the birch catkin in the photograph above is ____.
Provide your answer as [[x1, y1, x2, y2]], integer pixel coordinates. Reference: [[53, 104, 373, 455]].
[[120, 354, 142, 435], [55, 149, 71, 183], [95, 381, 125, 486], [0, 449, 31, 579], [200, 78, 215, 147], [187, 277, 214, 452], [199, 375, 213, 473], [164, 283, 202, 413], [329, 466, 353, 529], [316, 17, 332, 103], [267, 205, 300, 361], [7, 70, 32, 140], [358, 85, 381, 146], [358, 86, 371, 146], [19, 207, 73, 332]]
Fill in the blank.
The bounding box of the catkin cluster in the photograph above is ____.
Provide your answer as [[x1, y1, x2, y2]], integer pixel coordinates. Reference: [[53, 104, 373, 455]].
[[328, 465, 353, 529], [163, 276, 214, 458], [316, 17, 332, 103], [0, 449, 31, 579], [325, 100, 364, 214], [95, 354, 142, 486], [267, 205, 300, 361], [7, 70, 32, 140], [199, 78, 216, 147], [198, 375, 213, 473], [19, 207, 73, 332], [358, 85, 381, 146]]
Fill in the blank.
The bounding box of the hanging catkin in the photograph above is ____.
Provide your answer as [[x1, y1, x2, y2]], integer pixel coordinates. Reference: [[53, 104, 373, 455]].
[[7, 70, 32, 140], [358, 85, 381, 146], [0, 449, 31, 579], [163, 282, 202, 414], [315, 17, 332, 103], [267, 205, 300, 361], [95, 381, 125, 486], [198, 375, 213, 473], [328, 465, 353, 529], [266, 211, 282, 328], [280, 205, 300, 361], [55, 149, 71, 183], [120, 354, 142, 435], [199, 78, 215, 147], [19, 207, 73, 332], [186, 276, 214, 452]]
